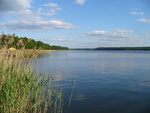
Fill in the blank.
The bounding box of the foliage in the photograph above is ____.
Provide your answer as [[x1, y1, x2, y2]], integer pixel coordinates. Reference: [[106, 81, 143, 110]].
[[0, 48, 63, 113], [0, 33, 69, 50]]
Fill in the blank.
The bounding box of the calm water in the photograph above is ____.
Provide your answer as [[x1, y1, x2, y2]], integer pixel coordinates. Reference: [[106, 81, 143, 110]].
[[33, 50, 150, 113]]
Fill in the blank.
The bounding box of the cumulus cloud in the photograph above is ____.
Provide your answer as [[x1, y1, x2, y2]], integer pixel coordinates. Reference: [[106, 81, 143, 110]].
[[43, 8, 62, 16], [130, 12, 144, 15], [42, 36, 74, 42], [0, 0, 77, 31], [130, 9, 150, 24], [145, 34, 150, 38], [138, 18, 150, 23], [0, 0, 31, 15], [74, 0, 86, 5], [85, 30, 136, 39], [43, 2, 59, 7], [130, 8, 144, 15], [131, 8, 139, 11], [0, 19, 77, 31], [42, 2, 61, 16], [129, 8, 146, 22]]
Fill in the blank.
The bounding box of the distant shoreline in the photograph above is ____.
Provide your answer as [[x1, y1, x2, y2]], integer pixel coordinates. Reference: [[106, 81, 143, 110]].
[[71, 47, 150, 51]]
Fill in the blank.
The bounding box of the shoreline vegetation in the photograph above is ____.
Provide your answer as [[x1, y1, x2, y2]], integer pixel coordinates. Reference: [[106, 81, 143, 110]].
[[0, 48, 63, 113], [0, 33, 69, 59], [0, 49, 58, 60], [0, 33, 69, 50], [0, 33, 65, 113]]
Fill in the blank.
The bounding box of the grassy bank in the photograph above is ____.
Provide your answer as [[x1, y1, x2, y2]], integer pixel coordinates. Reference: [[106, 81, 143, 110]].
[[17, 49, 57, 59], [0, 49, 57, 60], [0, 48, 63, 113]]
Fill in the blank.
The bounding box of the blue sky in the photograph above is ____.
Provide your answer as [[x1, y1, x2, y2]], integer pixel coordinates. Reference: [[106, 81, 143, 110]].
[[0, 0, 150, 48]]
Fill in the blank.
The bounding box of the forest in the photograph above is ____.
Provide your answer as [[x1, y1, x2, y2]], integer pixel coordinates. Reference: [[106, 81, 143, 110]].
[[72, 47, 150, 51], [0, 33, 69, 50], [94, 47, 150, 50]]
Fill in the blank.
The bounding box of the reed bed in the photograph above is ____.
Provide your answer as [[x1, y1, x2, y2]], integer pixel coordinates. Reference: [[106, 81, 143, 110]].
[[0, 48, 63, 113]]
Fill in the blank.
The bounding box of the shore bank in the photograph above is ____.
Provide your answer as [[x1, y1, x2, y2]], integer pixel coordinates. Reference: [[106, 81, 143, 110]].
[[0, 49, 58, 59]]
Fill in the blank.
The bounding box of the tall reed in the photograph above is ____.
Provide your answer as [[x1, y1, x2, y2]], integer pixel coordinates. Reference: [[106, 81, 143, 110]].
[[0, 48, 63, 113]]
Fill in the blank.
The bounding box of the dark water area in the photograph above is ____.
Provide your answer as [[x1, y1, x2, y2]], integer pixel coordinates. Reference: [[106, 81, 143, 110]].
[[33, 50, 150, 113]]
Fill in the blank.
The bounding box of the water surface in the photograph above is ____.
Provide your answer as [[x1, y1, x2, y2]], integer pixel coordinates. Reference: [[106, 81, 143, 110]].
[[33, 50, 150, 113]]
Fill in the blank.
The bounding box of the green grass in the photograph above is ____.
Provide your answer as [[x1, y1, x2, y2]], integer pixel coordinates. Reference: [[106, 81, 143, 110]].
[[0, 48, 63, 113]]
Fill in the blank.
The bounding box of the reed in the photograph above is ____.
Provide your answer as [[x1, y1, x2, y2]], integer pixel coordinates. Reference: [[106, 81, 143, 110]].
[[0, 48, 63, 113]]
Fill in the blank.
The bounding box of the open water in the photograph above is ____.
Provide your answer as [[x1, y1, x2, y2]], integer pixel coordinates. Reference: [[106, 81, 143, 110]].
[[33, 50, 150, 113]]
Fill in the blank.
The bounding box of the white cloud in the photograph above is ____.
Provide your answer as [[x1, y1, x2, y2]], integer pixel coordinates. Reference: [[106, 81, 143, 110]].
[[130, 9, 150, 24], [145, 34, 150, 38], [40, 36, 75, 47], [139, 12, 144, 15], [74, 0, 86, 5], [43, 2, 59, 7], [42, 2, 62, 16], [0, 19, 77, 31], [86, 30, 135, 39], [42, 36, 74, 42], [130, 8, 145, 17], [43, 8, 62, 16], [0, 0, 31, 15], [131, 8, 139, 11], [130, 12, 144, 15], [0, 0, 77, 31], [138, 18, 150, 23]]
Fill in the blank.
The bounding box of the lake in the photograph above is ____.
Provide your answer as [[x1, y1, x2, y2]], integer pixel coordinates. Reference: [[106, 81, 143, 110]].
[[33, 50, 150, 113]]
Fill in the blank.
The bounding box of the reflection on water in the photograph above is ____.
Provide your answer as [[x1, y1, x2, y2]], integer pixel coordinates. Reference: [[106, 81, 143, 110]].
[[33, 50, 150, 113], [75, 94, 85, 101], [129, 79, 150, 91]]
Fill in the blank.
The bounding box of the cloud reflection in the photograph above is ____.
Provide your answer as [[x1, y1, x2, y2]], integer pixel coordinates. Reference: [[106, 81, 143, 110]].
[[75, 94, 85, 101], [129, 79, 150, 91]]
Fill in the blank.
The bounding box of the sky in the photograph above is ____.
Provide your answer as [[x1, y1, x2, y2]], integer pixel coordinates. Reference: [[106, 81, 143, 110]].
[[0, 0, 150, 48]]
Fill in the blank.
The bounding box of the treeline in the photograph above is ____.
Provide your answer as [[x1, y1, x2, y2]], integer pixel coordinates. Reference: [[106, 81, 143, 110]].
[[72, 47, 150, 51], [0, 33, 69, 50], [94, 47, 150, 51]]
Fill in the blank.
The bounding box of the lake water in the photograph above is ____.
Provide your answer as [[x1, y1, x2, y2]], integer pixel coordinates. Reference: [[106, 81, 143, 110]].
[[33, 50, 150, 113]]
